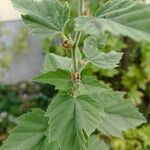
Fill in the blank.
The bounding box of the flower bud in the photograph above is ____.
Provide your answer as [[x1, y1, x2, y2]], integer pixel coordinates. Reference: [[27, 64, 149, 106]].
[[62, 40, 73, 49], [72, 72, 80, 82], [83, 9, 90, 16]]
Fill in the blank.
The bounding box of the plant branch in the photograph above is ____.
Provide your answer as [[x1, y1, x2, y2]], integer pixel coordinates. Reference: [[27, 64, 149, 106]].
[[72, 0, 84, 73], [78, 0, 81, 16], [72, 32, 82, 72], [82, 0, 85, 14]]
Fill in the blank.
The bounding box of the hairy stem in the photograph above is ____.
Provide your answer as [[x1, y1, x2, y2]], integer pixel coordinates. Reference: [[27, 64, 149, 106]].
[[82, 0, 85, 13], [78, 0, 81, 16], [72, 0, 84, 73]]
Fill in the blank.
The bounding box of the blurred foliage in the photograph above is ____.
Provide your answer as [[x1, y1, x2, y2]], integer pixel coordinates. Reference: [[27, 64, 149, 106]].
[[111, 125, 150, 150], [122, 43, 150, 105], [0, 23, 29, 78], [0, 23, 11, 76], [12, 27, 29, 54], [0, 82, 56, 145]]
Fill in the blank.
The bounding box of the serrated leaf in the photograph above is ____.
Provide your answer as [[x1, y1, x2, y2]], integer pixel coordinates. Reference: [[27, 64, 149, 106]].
[[83, 37, 123, 69], [45, 92, 104, 150], [33, 69, 72, 91], [78, 76, 146, 138], [42, 53, 73, 73], [87, 135, 109, 150], [0, 109, 59, 150], [98, 91, 146, 137], [11, 0, 70, 37], [75, 0, 150, 42], [95, 0, 135, 16], [78, 75, 111, 97]]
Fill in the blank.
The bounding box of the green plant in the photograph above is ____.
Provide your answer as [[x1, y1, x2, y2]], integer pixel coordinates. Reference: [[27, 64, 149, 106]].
[[0, 24, 11, 77], [1, 0, 150, 149], [122, 42, 150, 105], [0, 82, 56, 145], [111, 125, 150, 150]]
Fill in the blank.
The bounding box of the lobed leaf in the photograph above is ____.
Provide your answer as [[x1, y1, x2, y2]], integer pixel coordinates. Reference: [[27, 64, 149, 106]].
[[45, 92, 104, 150], [0, 109, 59, 150], [83, 36, 123, 69], [95, 0, 136, 16], [75, 0, 150, 42], [78, 75, 111, 97], [42, 53, 73, 73], [11, 0, 70, 37], [33, 69, 72, 91], [10, 1, 148, 149], [77, 77, 146, 138], [98, 91, 146, 137]]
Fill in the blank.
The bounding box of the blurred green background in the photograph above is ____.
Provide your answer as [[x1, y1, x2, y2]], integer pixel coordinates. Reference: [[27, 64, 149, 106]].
[[0, 0, 150, 150]]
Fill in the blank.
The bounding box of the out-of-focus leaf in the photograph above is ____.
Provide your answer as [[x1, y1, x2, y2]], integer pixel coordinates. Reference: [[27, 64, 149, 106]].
[[75, 0, 150, 42]]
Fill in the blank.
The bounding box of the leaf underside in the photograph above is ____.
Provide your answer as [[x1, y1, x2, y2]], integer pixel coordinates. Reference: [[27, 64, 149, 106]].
[[75, 0, 150, 42]]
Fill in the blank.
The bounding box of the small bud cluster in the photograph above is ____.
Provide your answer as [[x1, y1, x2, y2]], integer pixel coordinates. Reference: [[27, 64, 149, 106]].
[[62, 40, 73, 49], [83, 9, 90, 16], [71, 72, 80, 82]]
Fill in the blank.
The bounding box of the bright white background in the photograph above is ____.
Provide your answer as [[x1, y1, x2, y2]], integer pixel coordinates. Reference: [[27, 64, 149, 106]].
[[0, 0, 21, 21]]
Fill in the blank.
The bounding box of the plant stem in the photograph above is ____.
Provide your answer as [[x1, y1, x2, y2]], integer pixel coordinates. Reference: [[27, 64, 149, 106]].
[[82, 0, 85, 13], [72, 32, 82, 72], [72, 0, 84, 73], [78, 0, 81, 16]]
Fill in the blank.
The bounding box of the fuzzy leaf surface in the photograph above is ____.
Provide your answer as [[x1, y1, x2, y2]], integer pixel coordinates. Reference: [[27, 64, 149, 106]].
[[78, 77, 146, 138], [98, 92, 146, 137], [83, 37, 123, 69], [11, 0, 70, 37], [0, 109, 58, 150], [33, 69, 72, 91], [45, 92, 104, 150], [42, 53, 72, 73], [78, 76, 111, 97], [75, 0, 150, 42]]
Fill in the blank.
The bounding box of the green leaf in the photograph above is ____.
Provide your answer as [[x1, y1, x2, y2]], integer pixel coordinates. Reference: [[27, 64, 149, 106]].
[[78, 77, 146, 138], [75, 0, 150, 42], [0, 109, 59, 150], [87, 135, 109, 150], [33, 69, 72, 91], [78, 75, 111, 97], [83, 37, 123, 69], [11, 0, 70, 37], [42, 53, 73, 73], [98, 91, 146, 137], [45, 92, 104, 150]]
